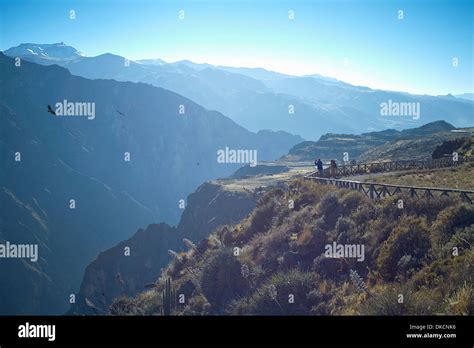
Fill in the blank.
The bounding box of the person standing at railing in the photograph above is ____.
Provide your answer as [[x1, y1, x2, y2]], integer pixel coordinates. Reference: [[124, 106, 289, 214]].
[[315, 159, 324, 177], [330, 160, 338, 177]]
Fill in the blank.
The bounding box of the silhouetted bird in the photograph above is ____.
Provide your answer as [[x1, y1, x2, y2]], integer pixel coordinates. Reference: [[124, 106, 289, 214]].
[[116, 109, 125, 116], [47, 105, 56, 115]]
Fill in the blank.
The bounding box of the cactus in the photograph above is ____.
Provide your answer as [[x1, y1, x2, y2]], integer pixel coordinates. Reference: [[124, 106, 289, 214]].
[[161, 277, 176, 316]]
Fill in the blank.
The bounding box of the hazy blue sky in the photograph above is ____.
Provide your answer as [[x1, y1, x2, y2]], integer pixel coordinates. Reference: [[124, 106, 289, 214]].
[[1, 0, 472, 95]]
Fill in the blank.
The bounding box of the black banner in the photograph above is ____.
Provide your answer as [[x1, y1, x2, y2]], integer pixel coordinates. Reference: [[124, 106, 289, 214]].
[[0, 315, 472, 346]]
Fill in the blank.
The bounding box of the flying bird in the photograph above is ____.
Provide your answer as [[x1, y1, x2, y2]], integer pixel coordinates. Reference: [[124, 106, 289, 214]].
[[116, 109, 125, 116], [47, 105, 56, 115]]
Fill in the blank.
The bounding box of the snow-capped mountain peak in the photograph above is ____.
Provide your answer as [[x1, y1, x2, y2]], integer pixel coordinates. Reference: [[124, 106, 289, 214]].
[[3, 42, 85, 61]]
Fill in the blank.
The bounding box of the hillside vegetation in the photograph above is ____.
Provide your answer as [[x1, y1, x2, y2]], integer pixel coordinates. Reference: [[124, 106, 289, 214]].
[[110, 179, 473, 316], [282, 121, 465, 162], [368, 162, 474, 191], [367, 136, 474, 190], [360, 130, 474, 162]]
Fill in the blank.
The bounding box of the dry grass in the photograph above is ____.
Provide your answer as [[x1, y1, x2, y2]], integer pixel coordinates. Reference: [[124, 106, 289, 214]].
[[366, 162, 474, 191]]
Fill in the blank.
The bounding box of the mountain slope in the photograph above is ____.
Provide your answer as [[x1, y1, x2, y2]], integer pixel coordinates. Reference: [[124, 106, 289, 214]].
[[0, 52, 300, 314], [282, 121, 464, 162], [69, 182, 257, 314], [0, 102, 156, 314], [111, 177, 474, 316], [456, 93, 474, 101], [358, 126, 473, 162]]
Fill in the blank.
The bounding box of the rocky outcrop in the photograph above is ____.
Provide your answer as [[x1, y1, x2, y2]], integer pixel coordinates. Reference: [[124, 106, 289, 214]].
[[68, 223, 177, 315], [177, 182, 256, 237], [69, 182, 256, 314], [432, 136, 473, 159]]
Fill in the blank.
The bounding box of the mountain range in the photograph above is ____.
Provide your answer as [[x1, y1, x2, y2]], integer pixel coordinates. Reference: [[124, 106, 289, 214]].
[[4, 42, 473, 140], [1, 42, 473, 315]]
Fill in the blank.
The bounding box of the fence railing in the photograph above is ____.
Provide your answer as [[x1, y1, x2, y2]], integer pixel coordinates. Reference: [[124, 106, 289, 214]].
[[304, 176, 474, 204], [312, 157, 468, 179]]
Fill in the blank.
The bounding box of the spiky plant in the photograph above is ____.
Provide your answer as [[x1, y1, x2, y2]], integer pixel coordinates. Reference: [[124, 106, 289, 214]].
[[161, 277, 176, 316]]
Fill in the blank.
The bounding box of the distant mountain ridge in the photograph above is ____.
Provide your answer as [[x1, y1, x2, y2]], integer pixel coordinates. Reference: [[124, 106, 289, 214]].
[[282, 120, 466, 162], [5, 42, 473, 140], [456, 93, 474, 101]]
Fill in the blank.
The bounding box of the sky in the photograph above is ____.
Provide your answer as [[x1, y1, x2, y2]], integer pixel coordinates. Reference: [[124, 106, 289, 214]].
[[1, 0, 473, 95]]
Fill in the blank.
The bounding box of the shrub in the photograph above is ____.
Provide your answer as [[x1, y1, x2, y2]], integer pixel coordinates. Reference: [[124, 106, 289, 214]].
[[177, 279, 197, 300], [334, 216, 356, 243], [411, 251, 473, 297], [404, 196, 458, 223], [444, 282, 473, 315], [250, 227, 289, 271], [200, 249, 249, 310], [109, 296, 144, 316], [295, 224, 327, 259], [377, 218, 431, 281], [340, 191, 366, 215], [220, 226, 234, 246], [230, 270, 319, 315], [361, 284, 414, 315], [182, 295, 211, 315], [318, 191, 342, 229], [433, 204, 474, 244], [328, 281, 366, 315], [234, 193, 284, 244], [442, 225, 474, 258], [287, 179, 330, 211], [312, 255, 346, 281]]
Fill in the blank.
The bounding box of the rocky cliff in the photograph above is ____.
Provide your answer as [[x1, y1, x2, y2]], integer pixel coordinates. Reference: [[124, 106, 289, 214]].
[[69, 182, 256, 314]]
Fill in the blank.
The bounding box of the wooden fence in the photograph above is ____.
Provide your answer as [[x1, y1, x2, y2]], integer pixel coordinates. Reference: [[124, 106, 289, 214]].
[[315, 157, 468, 178], [304, 176, 474, 204]]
